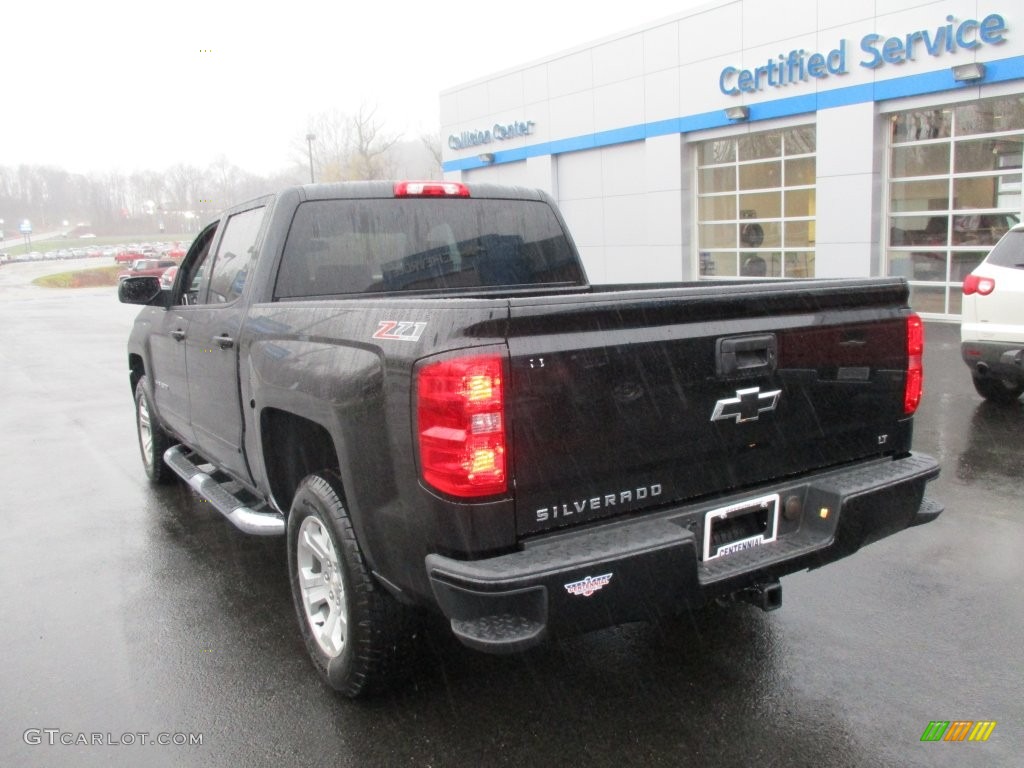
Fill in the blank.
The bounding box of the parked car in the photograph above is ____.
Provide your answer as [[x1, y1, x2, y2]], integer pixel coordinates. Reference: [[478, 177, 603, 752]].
[[118, 259, 179, 282], [116, 247, 143, 264], [961, 223, 1024, 403], [159, 265, 178, 290]]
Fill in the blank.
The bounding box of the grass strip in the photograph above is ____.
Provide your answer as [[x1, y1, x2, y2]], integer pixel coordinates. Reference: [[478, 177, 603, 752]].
[[32, 265, 124, 288]]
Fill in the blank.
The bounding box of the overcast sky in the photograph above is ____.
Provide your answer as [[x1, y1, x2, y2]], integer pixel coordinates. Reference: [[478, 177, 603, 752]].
[[1, 0, 710, 176]]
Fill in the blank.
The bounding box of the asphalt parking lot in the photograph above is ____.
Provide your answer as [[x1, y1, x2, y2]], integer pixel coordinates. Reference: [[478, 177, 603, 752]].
[[0, 262, 1020, 768]]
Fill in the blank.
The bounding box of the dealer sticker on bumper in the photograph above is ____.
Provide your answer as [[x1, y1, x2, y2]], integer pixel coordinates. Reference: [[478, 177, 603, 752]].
[[564, 573, 613, 597]]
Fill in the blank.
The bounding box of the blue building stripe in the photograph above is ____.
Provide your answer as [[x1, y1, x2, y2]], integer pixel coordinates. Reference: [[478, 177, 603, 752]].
[[442, 54, 1024, 173]]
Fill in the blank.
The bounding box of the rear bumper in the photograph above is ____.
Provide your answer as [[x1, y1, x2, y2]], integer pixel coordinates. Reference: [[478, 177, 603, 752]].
[[426, 453, 941, 653], [961, 340, 1024, 383]]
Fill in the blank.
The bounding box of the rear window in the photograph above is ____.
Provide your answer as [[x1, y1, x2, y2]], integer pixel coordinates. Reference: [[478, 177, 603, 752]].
[[986, 230, 1024, 270], [274, 198, 584, 298]]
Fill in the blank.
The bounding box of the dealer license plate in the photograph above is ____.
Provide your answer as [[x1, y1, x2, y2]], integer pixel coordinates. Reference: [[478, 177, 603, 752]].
[[702, 493, 780, 561]]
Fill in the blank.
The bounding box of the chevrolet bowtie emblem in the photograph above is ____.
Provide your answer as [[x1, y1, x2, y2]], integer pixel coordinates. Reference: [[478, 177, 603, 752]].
[[710, 387, 781, 423]]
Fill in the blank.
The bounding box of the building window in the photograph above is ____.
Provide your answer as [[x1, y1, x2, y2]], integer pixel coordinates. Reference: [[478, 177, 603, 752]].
[[697, 126, 816, 279], [887, 96, 1023, 317]]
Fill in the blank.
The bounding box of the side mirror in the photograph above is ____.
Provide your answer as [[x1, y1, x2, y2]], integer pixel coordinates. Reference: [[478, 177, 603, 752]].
[[118, 276, 166, 306]]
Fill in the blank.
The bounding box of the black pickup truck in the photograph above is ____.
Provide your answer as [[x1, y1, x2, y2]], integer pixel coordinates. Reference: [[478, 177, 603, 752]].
[[120, 180, 941, 696]]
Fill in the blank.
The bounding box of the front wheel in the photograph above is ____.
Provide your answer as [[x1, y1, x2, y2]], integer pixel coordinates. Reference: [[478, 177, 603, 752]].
[[135, 376, 175, 483], [972, 375, 1024, 404], [287, 473, 416, 697]]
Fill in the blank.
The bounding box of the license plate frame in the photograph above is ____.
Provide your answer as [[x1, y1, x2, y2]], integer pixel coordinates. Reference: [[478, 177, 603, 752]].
[[702, 493, 780, 561]]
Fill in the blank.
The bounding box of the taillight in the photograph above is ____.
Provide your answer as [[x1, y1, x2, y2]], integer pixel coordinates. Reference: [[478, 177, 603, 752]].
[[394, 181, 470, 198], [963, 274, 995, 295], [904, 313, 923, 415], [417, 354, 507, 498]]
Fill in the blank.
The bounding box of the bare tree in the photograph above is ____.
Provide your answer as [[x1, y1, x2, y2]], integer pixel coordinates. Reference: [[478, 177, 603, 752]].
[[85, 172, 119, 227], [166, 163, 204, 211], [420, 132, 443, 179], [299, 104, 402, 182], [349, 104, 401, 180], [102, 171, 129, 222], [17, 165, 42, 219], [0, 155, 310, 238], [129, 170, 167, 216], [301, 109, 351, 182], [205, 155, 244, 211]]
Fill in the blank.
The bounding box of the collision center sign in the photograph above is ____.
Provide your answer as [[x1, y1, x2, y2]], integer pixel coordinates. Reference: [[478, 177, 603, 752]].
[[448, 120, 535, 151], [719, 12, 1008, 95]]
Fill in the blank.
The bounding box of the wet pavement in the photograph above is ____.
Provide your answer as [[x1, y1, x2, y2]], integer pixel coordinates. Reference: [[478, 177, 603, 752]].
[[1, 262, 1021, 767]]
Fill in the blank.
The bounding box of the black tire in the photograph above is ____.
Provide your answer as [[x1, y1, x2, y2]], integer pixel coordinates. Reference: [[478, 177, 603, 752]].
[[135, 376, 175, 484], [972, 375, 1024, 404], [740, 222, 764, 248], [287, 472, 417, 697]]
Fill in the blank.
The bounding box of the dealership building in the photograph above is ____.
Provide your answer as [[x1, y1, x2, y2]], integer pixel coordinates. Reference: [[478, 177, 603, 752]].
[[440, 0, 1024, 319]]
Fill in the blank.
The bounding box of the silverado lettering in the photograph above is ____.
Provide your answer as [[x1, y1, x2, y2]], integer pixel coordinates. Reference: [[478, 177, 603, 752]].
[[536, 484, 664, 521], [119, 179, 942, 698]]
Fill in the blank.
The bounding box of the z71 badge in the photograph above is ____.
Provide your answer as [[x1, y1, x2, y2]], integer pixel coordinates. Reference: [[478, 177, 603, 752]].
[[372, 320, 427, 342]]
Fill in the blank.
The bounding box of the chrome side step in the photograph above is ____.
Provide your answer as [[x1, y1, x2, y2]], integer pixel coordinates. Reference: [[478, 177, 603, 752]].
[[163, 445, 285, 536]]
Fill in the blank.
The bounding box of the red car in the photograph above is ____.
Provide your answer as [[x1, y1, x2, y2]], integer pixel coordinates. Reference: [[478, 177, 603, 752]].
[[118, 259, 178, 282], [115, 247, 142, 264]]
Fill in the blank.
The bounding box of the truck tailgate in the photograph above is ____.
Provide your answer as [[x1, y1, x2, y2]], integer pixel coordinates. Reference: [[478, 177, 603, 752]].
[[506, 279, 914, 537]]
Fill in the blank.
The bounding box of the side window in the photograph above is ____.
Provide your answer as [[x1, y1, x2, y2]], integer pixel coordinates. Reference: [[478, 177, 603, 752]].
[[205, 207, 266, 304], [174, 222, 218, 306]]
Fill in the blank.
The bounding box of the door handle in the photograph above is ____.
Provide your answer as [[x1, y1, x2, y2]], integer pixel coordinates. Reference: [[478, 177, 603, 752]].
[[170, 329, 186, 342], [716, 334, 777, 376], [213, 334, 234, 349]]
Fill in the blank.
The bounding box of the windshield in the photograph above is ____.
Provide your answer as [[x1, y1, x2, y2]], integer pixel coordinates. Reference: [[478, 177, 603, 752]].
[[274, 198, 585, 298]]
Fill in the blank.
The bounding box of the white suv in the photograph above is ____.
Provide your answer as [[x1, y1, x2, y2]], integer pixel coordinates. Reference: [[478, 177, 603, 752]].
[[961, 223, 1024, 403]]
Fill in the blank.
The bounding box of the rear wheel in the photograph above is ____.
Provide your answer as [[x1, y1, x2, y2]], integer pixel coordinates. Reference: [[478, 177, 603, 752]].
[[135, 376, 175, 483], [287, 472, 416, 697], [972, 375, 1024, 404]]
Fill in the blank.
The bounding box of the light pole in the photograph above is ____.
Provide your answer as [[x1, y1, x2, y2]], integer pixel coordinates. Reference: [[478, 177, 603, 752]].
[[305, 133, 316, 183]]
